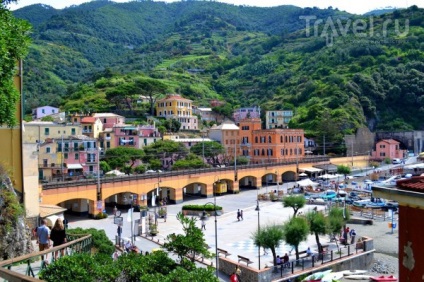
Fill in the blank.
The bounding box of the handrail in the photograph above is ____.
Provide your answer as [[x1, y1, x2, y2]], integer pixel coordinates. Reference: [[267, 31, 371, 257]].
[[42, 156, 331, 189], [0, 234, 92, 281]]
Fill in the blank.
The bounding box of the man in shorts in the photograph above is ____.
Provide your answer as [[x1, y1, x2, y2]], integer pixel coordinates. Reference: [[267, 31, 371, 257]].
[[36, 219, 51, 260]]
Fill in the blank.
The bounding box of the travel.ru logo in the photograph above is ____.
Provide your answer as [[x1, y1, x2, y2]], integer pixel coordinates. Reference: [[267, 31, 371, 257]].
[[299, 16, 409, 46]]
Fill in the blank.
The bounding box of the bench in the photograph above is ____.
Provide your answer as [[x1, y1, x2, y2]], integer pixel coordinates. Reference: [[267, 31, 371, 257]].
[[238, 255, 253, 266], [217, 248, 231, 258]]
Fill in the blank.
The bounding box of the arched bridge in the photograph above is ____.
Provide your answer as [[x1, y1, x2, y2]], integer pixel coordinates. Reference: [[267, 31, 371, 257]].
[[41, 156, 360, 217]]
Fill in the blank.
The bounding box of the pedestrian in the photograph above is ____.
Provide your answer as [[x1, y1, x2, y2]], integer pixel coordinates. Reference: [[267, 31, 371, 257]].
[[113, 206, 118, 216], [50, 218, 67, 259], [237, 209, 241, 221], [125, 240, 132, 253], [36, 219, 51, 261], [164, 212, 167, 222], [240, 210, 244, 220], [63, 218, 69, 230], [112, 250, 120, 261], [201, 219, 206, 230], [117, 224, 122, 242], [350, 229, 356, 244]]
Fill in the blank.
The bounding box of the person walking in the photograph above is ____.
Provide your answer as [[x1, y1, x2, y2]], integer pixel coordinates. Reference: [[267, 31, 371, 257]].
[[237, 209, 241, 221], [240, 210, 244, 220], [350, 229, 356, 244], [36, 219, 51, 261], [201, 219, 206, 230], [50, 218, 67, 259], [117, 224, 122, 244]]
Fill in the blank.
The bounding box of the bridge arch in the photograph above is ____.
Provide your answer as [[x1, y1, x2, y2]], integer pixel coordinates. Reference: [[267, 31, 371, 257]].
[[58, 197, 94, 217], [239, 175, 258, 188], [282, 171, 296, 182]]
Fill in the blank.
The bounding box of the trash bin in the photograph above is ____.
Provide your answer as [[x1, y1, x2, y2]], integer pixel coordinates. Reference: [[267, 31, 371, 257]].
[[388, 223, 397, 228]]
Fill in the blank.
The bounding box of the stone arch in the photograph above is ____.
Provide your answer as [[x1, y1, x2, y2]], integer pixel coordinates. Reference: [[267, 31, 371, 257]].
[[57, 197, 93, 217], [219, 178, 235, 193], [239, 175, 258, 188], [184, 182, 207, 197], [282, 171, 296, 182]]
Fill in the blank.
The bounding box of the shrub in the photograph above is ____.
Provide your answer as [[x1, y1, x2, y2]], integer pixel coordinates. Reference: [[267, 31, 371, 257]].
[[67, 227, 114, 255], [182, 204, 222, 211], [95, 212, 108, 219]]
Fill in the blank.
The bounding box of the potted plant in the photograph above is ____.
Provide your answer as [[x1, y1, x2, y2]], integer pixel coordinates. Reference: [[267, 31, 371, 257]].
[[149, 224, 158, 236], [158, 208, 167, 218]]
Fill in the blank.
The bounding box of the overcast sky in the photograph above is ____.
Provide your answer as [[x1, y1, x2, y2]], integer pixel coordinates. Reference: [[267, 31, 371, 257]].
[[8, 0, 421, 14]]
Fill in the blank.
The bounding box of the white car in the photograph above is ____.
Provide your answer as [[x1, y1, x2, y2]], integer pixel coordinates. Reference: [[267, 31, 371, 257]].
[[145, 170, 156, 174]]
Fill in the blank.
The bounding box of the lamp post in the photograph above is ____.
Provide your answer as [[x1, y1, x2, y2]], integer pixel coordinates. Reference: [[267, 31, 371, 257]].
[[200, 197, 219, 278], [153, 182, 160, 225], [130, 194, 134, 245], [97, 147, 102, 201], [275, 170, 279, 193], [255, 199, 261, 270]]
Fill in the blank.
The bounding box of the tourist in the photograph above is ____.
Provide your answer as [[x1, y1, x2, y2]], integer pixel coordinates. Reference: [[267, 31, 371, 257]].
[[237, 209, 241, 221], [283, 253, 289, 265], [276, 255, 282, 265], [240, 210, 244, 220], [36, 219, 51, 261], [50, 218, 67, 259], [201, 219, 206, 230]]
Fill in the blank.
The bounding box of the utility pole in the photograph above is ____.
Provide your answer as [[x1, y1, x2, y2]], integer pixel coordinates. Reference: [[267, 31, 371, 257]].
[[61, 135, 64, 182], [323, 135, 326, 155], [234, 138, 237, 181]]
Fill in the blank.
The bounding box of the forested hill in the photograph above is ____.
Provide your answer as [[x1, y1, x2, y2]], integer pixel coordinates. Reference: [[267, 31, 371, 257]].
[[13, 2, 424, 147]]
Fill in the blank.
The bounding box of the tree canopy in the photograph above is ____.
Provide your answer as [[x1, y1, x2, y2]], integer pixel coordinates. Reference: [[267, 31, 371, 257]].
[[252, 224, 284, 266], [282, 216, 309, 261], [104, 147, 145, 170], [282, 195, 306, 217], [190, 141, 225, 164]]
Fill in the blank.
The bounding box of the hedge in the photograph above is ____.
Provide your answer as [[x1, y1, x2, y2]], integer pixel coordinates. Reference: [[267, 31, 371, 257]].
[[182, 204, 223, 211]]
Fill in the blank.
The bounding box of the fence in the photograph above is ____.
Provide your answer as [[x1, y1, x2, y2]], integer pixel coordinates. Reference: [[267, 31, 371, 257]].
[[0, 234, 92, 281]]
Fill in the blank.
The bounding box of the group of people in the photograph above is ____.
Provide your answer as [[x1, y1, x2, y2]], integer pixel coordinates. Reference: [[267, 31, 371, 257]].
[[276, 253, 290, 266], [237, 209, 244, 221], [34, 217, 68, 261], [341, 226, 357, 245]]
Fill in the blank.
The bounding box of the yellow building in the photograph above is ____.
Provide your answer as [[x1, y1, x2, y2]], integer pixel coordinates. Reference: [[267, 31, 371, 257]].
[[0, 61, 39, 218], [155, 94, 198, 130]]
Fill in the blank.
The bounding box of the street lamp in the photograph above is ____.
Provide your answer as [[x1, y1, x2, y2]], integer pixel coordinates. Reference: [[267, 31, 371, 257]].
[[275, 170, 279, 193], [97, 147, 102, 201], [255, 199, 260, 270], [200, 197, 219, 278]]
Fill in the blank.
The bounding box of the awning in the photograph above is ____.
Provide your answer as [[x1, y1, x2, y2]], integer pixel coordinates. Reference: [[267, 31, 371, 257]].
[[67, 164, 83, 169], [299, 167, 323, 173]]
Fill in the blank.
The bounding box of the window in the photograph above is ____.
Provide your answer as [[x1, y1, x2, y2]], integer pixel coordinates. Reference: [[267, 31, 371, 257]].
[[261, 149, 265, 156], [71, 128, 76, 135], [106, 141, 110, 148], [75, 153, 79, 160], [280, 136, 283, 143], [46, 147, 50, 153], [42, 109, 45, 114], [44, 128, 50, 135], [255, 136, 258, 143], [103, 118, 107, 124], [52, 109, 55, 113], [268, 136, 271, 143], [64, 153, 68, 159]]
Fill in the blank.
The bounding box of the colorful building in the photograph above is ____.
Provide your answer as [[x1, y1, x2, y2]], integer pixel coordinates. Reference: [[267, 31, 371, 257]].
[[32, 106, 60, 120], [209, 121, 240, 160], [265, 110, 293, 129], [233, 106, 261, 123], [373, 177, 424, 282], [23, 121, 82, 143], [372, 139, 406, 161], [155, 94, 198, 130]]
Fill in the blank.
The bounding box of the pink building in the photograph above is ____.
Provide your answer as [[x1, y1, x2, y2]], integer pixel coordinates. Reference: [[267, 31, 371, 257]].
[[92, 113, 125, 130], [372, 139, 405, 161]]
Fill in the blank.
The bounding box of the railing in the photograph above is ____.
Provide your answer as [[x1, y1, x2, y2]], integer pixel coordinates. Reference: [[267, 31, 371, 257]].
[[0, 234, 92, 281], [41, 156, 330, 189]]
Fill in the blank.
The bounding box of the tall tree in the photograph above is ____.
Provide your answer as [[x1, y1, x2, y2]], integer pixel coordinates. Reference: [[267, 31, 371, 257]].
[[190, 141, 225, 165], [104, 147, 145, 170], [143, 140, 188, 169], [328, 206, 350, 247], [282, 195, 306, 217], [0, 3, 31, 126], [163, 212, 211, 263], [282, 217, 309, 262], [252, 224, 284, 266], [134, 78, 167, 116], [305, 211, 328, 255]]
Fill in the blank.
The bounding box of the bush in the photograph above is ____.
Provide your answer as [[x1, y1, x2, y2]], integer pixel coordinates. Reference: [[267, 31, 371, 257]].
[[182, 204, 222, 211], [95, 212, 108, 219], [67, 227, 114, 255]]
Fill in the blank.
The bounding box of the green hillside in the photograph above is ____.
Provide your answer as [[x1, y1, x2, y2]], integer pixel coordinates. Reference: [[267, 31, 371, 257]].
[[13, 2, 424, 148]]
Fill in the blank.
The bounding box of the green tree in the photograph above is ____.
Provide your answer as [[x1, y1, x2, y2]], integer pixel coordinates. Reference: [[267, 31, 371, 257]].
[[305, 211, 328, 254], [41, 115, 54, 121], [282, 217, 310, 262], [252, 224, 284, 266], [143, 140, 189, 169], [337, 165, 351, 178], [134, 164, 146, 174], [172, 154, 209, 170], [190, 141, 225, 165], [163, 212, 211, 263], [99, 161, 110, 174], [104, 147, 145, 170], [282, 195, 306, 217], [134, 78, 167, 115], [162, 118, 181, 133], [328, 207, 350, 247], [229, 156, 249, 165], [0, 4, 31, 126]]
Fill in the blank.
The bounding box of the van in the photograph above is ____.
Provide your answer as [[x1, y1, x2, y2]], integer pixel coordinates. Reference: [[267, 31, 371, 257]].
[[392, 158, 402, 164]]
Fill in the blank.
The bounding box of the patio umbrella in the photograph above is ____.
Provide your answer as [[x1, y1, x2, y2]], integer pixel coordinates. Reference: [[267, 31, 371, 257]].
[[299, 172, 308, 177]]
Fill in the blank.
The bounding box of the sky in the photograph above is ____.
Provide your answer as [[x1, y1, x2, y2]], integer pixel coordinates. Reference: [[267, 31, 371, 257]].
[[7, 0, 423, 14]]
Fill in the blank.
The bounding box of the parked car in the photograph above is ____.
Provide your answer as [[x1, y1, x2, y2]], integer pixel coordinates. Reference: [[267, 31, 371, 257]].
[[392, 158, 402, 164]]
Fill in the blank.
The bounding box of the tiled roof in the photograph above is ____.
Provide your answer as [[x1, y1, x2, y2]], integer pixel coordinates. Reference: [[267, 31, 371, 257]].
[[81, 117, 95, 123], [157, 94, 192, 102], [397, 176, 424, 192], [378, 139, 400, 145]]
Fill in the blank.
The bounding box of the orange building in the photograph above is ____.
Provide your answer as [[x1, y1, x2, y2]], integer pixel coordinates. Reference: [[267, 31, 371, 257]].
[[238, 118, 304, 164]]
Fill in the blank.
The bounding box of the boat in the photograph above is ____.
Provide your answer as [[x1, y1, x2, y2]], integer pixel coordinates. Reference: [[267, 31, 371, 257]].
[[341, 270, 367, 276], [369, 275, 397, 281], [344, 274, 373, 280], [321, 271, 344, 282], [302, 270, 332, 281]]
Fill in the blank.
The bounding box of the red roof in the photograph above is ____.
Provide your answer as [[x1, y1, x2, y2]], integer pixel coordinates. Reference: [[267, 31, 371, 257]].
[[378, 139, 400, 145], [157, 94, 192, 103], [397, 176, 424, 192], [81, 117, 95, 123]]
